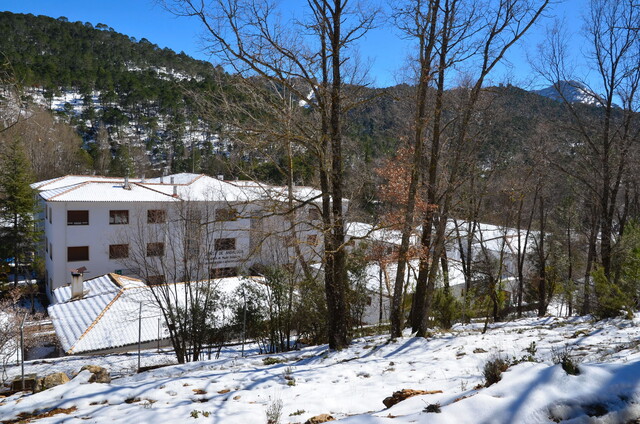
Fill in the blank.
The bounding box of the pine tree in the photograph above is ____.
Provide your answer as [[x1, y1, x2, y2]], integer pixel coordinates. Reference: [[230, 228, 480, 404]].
[[0, 139, 38, 287]]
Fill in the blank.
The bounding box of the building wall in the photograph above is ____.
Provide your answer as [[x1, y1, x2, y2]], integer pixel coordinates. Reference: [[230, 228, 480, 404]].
[[42, 198, 323, 300], [44, 201, 171, 295]]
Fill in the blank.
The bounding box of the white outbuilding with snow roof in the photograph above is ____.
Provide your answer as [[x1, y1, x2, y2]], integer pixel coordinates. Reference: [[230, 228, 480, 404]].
[[48, 273, 252, 355]]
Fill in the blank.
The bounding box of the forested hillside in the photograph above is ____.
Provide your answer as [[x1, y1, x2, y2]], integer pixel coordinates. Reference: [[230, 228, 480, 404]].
[[0, 12, 569, 185], [0, 11, 232, 178]]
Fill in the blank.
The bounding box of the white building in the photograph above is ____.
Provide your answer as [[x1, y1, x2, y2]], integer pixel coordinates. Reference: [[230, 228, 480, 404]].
[[32, 173, 324, 301], [346, 219, 538, 318]]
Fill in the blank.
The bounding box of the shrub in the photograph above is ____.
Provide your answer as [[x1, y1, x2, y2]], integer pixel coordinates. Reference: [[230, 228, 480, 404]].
[[432, 288, 462, 329], [265, 397, 283, 424], [424, 403, 441, 413], [483, 356, 510, 387], [592, 267, 632, 320], [262, 357, 284, 366], [552, 346, 580, 375]]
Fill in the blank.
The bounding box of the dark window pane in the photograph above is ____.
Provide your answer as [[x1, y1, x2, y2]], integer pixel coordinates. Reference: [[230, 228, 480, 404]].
[[109, 210, 129, 224], [109, 244, 129, 259], [147, 242, 165, 257], [214, 238, 235, 251], [67, 210, 89, 225], [210, 267, 237, 278], [308, 207, 321, 221], [147, 209, 166, 223], [68, 246, 89, 261], [215, 208, 238, 221], [147, 275, 166, 285]]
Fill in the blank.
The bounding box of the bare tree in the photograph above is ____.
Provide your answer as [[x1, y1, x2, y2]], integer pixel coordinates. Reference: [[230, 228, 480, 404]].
[[161, 0, 377, 349], [390, 0, 550, 337], [536, 0, 640, 307], [116, 197, 248, 363]]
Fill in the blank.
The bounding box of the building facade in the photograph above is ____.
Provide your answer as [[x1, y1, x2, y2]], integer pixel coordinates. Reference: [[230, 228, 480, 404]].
[[33, 173, 324, 300]]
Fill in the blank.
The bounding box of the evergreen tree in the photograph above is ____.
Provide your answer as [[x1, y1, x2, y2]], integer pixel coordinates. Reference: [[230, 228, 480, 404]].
[[0, 139, 38, 286]]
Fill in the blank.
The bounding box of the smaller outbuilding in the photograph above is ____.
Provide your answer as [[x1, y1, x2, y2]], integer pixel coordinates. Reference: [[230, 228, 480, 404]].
[[48, 272, 249, 355]]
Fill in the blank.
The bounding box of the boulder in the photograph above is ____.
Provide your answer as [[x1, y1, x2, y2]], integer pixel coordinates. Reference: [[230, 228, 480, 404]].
[[383, 389, 443, 408], [10, 374, 37, 392], [80, 365, 111, 383], [34, 372, 70, 392], [304, 414, 335, 424]]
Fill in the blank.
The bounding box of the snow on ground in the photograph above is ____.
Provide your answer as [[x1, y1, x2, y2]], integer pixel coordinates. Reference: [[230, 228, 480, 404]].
[[2, 314, 640, 423]]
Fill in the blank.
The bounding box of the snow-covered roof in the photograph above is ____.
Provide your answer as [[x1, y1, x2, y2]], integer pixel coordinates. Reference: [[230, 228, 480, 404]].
[[32, 173, 324, 204], [346, 222, 411, 246], [347, 220, 537, 255], [48, 273, 255, 354], [144, 173, 203, 185], [38, 181, 179, 202], [31, 175, 136, 191]]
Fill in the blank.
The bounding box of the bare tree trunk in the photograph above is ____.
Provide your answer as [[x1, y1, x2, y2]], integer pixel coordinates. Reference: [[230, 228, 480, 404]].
[[391, 0, 441, 339], [581, 209, 599, 315], [537, 196, 548, 317]]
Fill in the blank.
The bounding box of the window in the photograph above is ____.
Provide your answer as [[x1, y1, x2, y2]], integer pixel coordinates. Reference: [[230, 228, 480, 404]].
[[307, 234, 318, 246], [146, 242, 165, 257], [109, 210, 129, 225], [45, 236, 48, 252], [215, 208, 238, 221], [109, 244, 129, 259], [147, 209, 166, 224], [68, 246, 89, 262], [49, 242, 52, 260], [308, 207, 321, 221], [210, 267, 237, 278], [45, 206, 48, 220], [49, 207, 52, 224], [67, 210, 88, 225], [185, 240, 200, 258], [284, 235, 296, 247], [147, 275, 166, 285], [214, 238, 236, 251]]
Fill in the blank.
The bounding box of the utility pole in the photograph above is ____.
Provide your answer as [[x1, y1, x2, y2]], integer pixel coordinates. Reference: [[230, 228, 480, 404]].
[[241, 289, 247, 357], [137, 302, 142, 372], [20, 312, 27, 390]]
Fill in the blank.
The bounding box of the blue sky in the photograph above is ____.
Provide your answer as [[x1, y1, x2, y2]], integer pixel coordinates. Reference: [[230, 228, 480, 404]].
[[2, 0, 585, 88]]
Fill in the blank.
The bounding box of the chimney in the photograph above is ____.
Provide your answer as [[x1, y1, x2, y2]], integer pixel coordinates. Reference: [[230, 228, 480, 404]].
[[124, 175, 131, 190], [70, 267, 86, 299], [141, 173, 145, 183], [217, 175, 224, 180], [170, 176, 175, 185], [173, 185, 178, 196]]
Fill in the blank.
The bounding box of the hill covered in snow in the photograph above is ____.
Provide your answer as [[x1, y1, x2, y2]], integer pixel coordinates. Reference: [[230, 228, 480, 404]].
[[532, 80, 601, 106], [2, 313, 640, 423]]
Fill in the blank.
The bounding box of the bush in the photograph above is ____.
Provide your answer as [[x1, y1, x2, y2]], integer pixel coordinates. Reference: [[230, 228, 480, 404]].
[[424, 403, 441, 413], [552, 346, 580, 376], [265, 397, 283, 424], [432, 288, 462, 329], [592, 267, 632, 320], [483, 356, 509, 387], [262, 357, 285, 366]]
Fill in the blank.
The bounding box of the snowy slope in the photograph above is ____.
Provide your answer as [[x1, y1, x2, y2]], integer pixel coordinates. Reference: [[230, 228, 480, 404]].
[[533, 80, 600, 105], [2, 314, 640, 423]]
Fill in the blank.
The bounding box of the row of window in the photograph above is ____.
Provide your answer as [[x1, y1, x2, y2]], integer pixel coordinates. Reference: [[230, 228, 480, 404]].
[[49, 205, 318, 225], [66, 238, 237, 262], [67, 209, 166, 226], [65, 208, 240, 226]]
